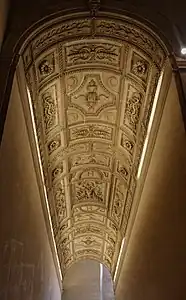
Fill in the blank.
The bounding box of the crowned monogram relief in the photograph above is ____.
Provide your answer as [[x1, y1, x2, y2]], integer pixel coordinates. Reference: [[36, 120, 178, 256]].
[[22, 14, 167, 275], [65, 40, 120, 67], [68, 74, 116, 115]]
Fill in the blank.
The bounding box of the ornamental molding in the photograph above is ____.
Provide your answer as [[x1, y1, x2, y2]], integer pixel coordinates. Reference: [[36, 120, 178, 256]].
[[21, 14, 168, 277]]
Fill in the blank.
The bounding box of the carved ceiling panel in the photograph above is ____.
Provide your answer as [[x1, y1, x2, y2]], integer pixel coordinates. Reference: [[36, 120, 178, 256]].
[[22, 15, 167, 276]]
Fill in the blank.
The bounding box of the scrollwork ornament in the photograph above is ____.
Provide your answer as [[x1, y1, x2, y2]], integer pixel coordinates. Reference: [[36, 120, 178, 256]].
[[125, 92, 142, 132], [42, 91, 56, 131]]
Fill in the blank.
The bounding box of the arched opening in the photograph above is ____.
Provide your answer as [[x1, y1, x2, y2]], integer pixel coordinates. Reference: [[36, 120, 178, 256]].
[[62, 259, 114, 300], [2, 5, 186, 300]]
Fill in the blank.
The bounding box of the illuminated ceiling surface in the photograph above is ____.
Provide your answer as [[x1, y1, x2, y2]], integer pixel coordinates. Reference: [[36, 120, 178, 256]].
[[22, 12, 167, 276]]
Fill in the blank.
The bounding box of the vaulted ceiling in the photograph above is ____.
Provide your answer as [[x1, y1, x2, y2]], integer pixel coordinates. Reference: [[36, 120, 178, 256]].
[[21, 12, 167, 276]]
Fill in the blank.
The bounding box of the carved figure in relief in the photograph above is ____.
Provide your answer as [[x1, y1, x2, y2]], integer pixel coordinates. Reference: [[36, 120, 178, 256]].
[[75, 180, 104, 203], [42, 91, 56, 130]]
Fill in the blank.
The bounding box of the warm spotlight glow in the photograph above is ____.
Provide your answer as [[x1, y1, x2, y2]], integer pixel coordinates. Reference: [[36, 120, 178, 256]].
[[26, 86, 63, 282], [137, 70, 164, 179], [100, 263, 103, 300], [181, 48, 186, 55], [113, 237, 125, 283]]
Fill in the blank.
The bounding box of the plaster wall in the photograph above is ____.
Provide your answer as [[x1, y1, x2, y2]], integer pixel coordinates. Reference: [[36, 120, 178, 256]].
[[115, 74, 186, 300], [0, 75, 61, 299]]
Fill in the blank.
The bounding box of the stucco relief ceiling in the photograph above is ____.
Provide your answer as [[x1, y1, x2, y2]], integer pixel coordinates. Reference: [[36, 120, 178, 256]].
[[22, 14, 167, 276]]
